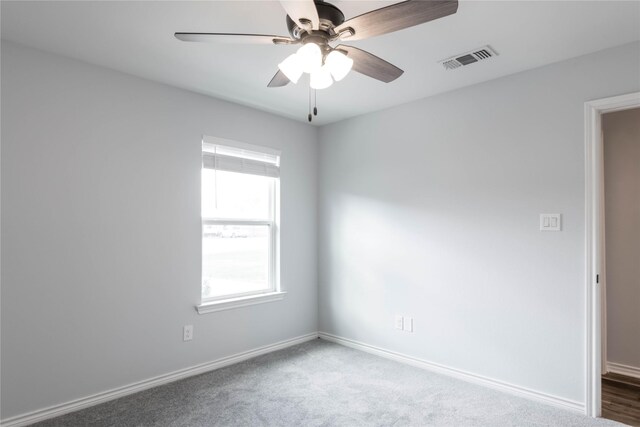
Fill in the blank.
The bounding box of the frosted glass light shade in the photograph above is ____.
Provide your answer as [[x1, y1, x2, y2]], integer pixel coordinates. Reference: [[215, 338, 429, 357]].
[[310, 65, 333, 90], [325, 50, 353, 81], [297, 43, 322, 73], [278, 53, 304, 84]]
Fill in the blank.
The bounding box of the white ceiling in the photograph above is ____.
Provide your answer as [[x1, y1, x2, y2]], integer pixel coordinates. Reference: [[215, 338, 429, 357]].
[[2, 1, 639, 125]]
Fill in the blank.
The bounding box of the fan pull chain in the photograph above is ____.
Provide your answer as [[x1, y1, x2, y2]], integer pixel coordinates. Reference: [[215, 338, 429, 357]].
[[314, 89, 318, 116], [306, 87, 319, 123], [308, 85, 312, 122]]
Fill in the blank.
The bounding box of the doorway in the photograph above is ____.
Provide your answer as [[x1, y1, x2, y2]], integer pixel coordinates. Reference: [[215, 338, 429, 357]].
[[600, 107, 640, 425], [585, 92, 640, 421]]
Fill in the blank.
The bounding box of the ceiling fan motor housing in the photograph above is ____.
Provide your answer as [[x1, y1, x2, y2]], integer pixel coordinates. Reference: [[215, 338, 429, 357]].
[[286, 1, 345, 40]]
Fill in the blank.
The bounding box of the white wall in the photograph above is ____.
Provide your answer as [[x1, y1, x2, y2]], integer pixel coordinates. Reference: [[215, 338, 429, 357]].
[[3, 37, 640, 421], [0, 41, 318, 419], [318, 42, 640, 405], [603, 108, 640, 371]]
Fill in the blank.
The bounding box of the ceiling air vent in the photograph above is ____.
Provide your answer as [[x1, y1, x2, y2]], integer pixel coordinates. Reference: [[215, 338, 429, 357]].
[[439, 46, 498, 70]]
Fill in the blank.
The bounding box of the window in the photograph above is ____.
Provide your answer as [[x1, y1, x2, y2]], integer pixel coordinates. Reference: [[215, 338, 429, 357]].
[[199, 137, 281, 312]]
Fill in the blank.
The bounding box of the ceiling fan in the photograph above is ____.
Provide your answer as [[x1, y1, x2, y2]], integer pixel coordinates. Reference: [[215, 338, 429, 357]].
[[176, 0, 458, 121]]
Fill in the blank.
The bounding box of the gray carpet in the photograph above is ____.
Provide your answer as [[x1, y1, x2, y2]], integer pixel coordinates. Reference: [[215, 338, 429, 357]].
[[34, 339, 620, 427]]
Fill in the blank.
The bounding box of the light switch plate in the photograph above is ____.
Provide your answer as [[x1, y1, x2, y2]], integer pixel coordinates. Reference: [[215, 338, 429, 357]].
[[540, 214, 561, 231]]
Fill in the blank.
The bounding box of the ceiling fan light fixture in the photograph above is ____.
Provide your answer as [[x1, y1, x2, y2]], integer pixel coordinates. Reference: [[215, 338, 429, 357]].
[[175, 0, 460, 119], [325, 50, 353, 81], [310, 65, 333, 90], [297, 42, 322, 73], [278, 53, 304, 83]]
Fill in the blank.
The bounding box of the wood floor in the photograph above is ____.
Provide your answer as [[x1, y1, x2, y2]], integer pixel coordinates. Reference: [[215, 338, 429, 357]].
[[602, 372, 640, 426]]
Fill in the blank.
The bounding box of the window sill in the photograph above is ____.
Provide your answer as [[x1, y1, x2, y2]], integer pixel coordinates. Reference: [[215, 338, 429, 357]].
[[196, 291, 287, 314]]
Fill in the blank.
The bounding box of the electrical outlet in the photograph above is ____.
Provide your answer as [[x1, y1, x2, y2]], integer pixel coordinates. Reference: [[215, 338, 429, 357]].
[[183, 325, 193, 341], [403, 317, 414, 333], [395, 315, 404, 330]]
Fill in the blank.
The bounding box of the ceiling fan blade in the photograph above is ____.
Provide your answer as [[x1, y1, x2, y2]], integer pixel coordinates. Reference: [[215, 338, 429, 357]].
[[334, 0, 458, 41], [336, 45, 403, 83], [279, 0, 320, 30], [175, 33, 293, 45], [268, 70, 291, 87]]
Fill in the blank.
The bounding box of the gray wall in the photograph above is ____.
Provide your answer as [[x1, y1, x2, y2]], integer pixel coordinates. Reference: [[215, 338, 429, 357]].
[[0, 41, 318, 419], [318, 42, 640, 404], [603, 108, 640, 370]]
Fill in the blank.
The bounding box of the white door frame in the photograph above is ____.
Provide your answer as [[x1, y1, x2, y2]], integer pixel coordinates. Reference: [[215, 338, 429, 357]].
[[584, 91, 640, 417]]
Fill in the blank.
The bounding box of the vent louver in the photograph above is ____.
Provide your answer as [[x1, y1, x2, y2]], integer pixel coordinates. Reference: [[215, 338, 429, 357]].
[[439, 46, 498, 70]]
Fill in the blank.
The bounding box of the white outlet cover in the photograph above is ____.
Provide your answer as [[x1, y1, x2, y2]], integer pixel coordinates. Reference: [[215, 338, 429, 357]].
[[395, 315, 404, 330], [403, 317, 414, 333], [183, 325, 193, 341]]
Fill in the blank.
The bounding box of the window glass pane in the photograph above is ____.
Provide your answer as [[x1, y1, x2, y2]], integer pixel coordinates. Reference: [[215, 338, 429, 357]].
[[202, 225, 270, 299], [202, 170, 272, 220]]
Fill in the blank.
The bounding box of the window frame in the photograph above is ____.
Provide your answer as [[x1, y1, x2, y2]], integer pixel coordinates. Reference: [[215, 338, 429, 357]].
[[198, 137, 282, 313]]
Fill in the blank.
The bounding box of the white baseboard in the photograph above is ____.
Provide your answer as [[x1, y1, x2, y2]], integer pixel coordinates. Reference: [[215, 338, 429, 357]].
[[318, 332, 584, 414], [0, 332, 319, 427], [606, 361, 640, 379]]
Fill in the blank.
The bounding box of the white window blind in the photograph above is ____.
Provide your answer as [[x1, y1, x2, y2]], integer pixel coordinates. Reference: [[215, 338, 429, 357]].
[[202, 142, 280, 178]]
